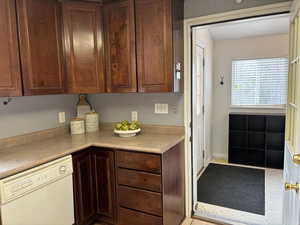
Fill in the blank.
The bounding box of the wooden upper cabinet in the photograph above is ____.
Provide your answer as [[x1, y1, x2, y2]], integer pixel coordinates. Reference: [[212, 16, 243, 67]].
[[63, 1, 105, 94], [0, 0, 22, 97], [17, 0, 66, 95], [135, 0, 173, 92], [103, 0, 137, 93]]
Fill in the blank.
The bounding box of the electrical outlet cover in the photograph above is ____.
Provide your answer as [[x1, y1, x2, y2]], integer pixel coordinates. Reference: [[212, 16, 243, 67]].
[[58, 112, 66, 123]]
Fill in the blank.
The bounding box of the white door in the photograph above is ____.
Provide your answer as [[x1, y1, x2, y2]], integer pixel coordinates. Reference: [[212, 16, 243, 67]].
[[283, 5, 300, 225], [283, 148, 300, 225], [192, 30, 205, 206]]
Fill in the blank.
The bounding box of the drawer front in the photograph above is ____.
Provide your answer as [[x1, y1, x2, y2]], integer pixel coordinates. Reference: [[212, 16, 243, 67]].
[[117, 168, 162, 192], [116, 151, 161, 174], [118, 207, 162, 225], [118, 186, 162, 216]]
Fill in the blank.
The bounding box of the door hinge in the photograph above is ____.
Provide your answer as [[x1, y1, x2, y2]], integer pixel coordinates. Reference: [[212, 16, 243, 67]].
[[203, 150, 205, 159], [189, 136, 192, 142], [202, 105, 205, 114], [189, 121, 192, 128], [203, 58, 205, 67]]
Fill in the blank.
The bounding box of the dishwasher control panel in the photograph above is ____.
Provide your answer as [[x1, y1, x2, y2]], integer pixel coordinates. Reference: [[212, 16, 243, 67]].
[[0, 155, 73, 204]]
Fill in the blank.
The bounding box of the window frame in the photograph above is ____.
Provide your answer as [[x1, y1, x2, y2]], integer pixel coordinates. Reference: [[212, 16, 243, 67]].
[[229, 56, 289, 110]]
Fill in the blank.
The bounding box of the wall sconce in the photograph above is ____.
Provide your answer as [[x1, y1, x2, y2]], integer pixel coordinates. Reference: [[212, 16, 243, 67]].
[[220, 75, 224, 85]]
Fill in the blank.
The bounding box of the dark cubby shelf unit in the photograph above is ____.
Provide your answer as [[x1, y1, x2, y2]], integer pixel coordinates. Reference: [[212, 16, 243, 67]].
[[229, 114, 285, 169]]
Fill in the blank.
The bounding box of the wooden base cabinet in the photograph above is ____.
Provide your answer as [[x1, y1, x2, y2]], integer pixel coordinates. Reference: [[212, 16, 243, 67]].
[[116, 142, 185, 225], [72, 142, 185, 225], [93, 150, 116, 224], [72, 149, 96, 225]]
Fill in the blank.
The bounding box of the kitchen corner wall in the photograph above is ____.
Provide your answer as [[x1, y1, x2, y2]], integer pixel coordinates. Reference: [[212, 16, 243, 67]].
[[89, 93, 184, 126], [0, 95, 77, 139], [212, 33, 289, 160]]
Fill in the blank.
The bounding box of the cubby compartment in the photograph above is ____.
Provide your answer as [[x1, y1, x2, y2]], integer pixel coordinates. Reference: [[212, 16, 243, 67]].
[[266, 150, 284, 169], [248, 115, 265, 132], [247, 149, 265, 167], [229, 148, 247, 165], [229, 114, 285, 169], [266, 116, 285, 133], [266, 133, 284, 151], [229, 115, 247, 131], [229, 131, 247, 148], [248, 132, 265, 150]]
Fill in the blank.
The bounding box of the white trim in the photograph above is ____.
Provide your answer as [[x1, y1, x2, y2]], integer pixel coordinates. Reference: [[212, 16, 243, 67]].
[[212, 153, 228, 161], [291, 0, 300, 21], [230, 105, 287, 110], [185, 2, 291, 25], [184, 2, 292, 219]]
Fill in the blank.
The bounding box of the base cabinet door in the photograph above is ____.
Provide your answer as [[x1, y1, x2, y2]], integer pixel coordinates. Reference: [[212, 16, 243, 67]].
[[0, 0, 22, 97], [73, 150, 96, 225], [93, 150, 116, 224]]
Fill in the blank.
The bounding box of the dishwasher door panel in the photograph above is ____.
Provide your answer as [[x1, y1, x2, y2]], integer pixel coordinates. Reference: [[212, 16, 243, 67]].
[[1, 175, 74, 225]]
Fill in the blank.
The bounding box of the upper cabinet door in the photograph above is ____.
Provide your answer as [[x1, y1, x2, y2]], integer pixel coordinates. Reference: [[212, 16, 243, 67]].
[[135, 0, 173, 92], [104, 0, 137, 93], [17, 0, 66, 95], [0, 0, 22, 97], [63, 2, 105, 94]]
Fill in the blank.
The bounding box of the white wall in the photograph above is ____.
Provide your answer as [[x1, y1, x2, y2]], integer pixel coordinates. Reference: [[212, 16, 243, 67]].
[[212, 33, 289, 159], [89, 93, 184, 126], [0, 95, 77, 139], [193, 28, 214, 170]]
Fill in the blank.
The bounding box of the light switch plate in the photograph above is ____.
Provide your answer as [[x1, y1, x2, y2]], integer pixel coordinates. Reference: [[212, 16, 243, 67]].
[[58, 112, 66, 123], [155, 104, 168, 114], [131, 111, 138, 121]]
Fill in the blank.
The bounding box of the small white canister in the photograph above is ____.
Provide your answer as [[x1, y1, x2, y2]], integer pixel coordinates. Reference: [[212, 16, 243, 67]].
[[70, 118, 85, 135], [85, 112, 99, 133]]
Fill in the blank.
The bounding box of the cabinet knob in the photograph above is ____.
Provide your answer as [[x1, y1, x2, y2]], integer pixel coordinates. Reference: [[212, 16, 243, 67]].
[[285, 182, 300, 193]]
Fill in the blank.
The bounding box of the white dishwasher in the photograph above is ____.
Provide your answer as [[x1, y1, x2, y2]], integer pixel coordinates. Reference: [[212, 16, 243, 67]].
[[0, 155, 75, 225]]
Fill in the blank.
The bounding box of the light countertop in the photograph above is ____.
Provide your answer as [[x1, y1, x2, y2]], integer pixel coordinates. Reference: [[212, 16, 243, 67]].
[[0, 125, 184, 179]]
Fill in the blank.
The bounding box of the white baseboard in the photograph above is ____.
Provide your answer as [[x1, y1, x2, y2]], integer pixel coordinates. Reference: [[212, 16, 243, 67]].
[[212, 153, 227, 160]]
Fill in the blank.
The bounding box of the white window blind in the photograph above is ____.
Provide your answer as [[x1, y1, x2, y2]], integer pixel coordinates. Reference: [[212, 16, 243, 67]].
[[231, 58, 288, 107]]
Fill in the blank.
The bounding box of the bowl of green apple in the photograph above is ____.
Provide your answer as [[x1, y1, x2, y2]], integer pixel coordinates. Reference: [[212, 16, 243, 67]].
[[114, 120, 141, 137]]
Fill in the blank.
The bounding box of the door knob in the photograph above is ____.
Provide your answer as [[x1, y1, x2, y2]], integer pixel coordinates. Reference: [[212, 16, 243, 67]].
[[293, 154, 300, 165], [285, 183, 300, 192]]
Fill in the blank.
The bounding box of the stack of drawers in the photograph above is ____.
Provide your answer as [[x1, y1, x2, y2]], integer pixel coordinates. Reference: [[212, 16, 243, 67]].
[[116, 150, 163, 225]]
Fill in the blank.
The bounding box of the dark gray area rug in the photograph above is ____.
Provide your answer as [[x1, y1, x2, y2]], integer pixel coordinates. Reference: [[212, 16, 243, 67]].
[[197, 163, 265, 215]]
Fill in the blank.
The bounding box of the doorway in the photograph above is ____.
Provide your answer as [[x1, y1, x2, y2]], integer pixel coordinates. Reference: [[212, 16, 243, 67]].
[[190, 13, 290, 225]]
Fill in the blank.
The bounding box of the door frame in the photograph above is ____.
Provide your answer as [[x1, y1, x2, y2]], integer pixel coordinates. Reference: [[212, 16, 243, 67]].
[[183, 1, 292, 218]]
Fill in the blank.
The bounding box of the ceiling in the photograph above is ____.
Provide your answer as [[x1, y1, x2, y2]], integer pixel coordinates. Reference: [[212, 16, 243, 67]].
[[201, 14, 290, 41]]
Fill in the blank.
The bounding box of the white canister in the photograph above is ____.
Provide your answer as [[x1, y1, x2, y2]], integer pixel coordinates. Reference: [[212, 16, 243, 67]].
[[85, 112, 99, 133], [70, 118, 85, 135]]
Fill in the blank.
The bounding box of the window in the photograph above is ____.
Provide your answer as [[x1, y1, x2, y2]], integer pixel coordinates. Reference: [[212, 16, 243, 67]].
[[231, 57, 288, 107]]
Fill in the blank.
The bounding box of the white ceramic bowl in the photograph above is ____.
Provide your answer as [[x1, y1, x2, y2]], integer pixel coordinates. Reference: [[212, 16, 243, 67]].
[[114, 128, 141, 138]]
